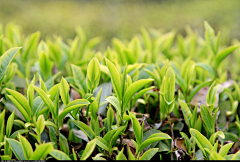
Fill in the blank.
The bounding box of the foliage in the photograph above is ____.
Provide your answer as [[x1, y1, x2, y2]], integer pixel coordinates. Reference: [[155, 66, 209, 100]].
[[0, 21, 240, 160]]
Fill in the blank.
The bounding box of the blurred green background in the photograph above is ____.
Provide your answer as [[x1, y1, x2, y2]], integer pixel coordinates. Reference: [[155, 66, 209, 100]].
[[1, 0, 240, 48]]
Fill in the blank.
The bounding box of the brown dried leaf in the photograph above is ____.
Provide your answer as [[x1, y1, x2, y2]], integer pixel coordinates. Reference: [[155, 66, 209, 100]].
[[174, 138, 188, 154], [190, 87, 219, 108], [190, 80, 234, 109], [61, 123, 69, 137], [116, 138, 136, 149], [70, 88, 81, 100]]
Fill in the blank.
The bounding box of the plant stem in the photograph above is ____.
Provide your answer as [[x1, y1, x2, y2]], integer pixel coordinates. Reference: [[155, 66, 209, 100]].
[[192, 140, 196, 159], [167, 116, 174, 139], [167, 116, 174, 160]]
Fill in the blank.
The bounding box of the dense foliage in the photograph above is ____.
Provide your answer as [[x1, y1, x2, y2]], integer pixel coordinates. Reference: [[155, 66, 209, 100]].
[[0, 21, 240, 160]]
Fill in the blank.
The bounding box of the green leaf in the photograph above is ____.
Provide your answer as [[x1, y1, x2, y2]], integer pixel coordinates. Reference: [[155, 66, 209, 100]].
[[116, 148, 127, 160], [144, 69, 160, 87], [47, 83, 60, 100], [139, 134, 171, 153], [123, 79, 153, 110], [129, 112, 142, 146], [226, 100, 238, 116], [107, 107, 114, 128], [105, 58, 122, 101], [194, 116, 202, 132], [6, 138, 25, 160], [96, 136, 109, 151], [100, 64, 111, 77], [45, 72, 61, 91], [200, 105, 213, 134], [212, 141, 218, 152], [0, 109, 5, 142], [50, 149, 71, 160], [178, 99, 192, 127], [0, 47, 21, 85], [214, 31, 221, 53], [4, 136, 12, 158], [190, 105, 198, 129], [53, 89, 59, 122], [210, 152, 225, 160], [27, 76, 35, 109], [59, 99, 90, 121], [36, 115, 45, 135], [141, 27, 152, 51], [92, 156, 107, 160], [87, 58, 100, 83], [164, 67, 175, 102], [209, 131, 225, 145], [60, 77, 70, 105], [103, 129, 116, 142], [48, 126, 58, 149], [231, 150, 240, 160], [219, 142, 234, 157], [215, 45, 239, 68], [71, 148, 77, 160], [195, 63, 215, 78], [86, 36, 102, 49], [90, 117, 100, 136], [121, 64, 127, 99], [59, 133, 69, 155], [186, 64, 195, 87], [33, 86, 55, 117], [71, 120, 96, 139], [29, 143, 53, 160], [1, 155, 11, 160], [89, 100, 98, 120], [7, 95, 30, 122], [22, 31, 40, 62], [6, 88, 32, 118], [190, 128, 212, 157], [175, 73, 187, 92], [106, 96, 121, 117], [10, 129, 29, 139], [39, 76, 47, 93], [139, 148, 158, 160], [71, 64, 87, 93], [32, 96, 44, 118], [39, 51, 53, 81], [204, 20, 216, 55], [18, 134, 33, 160], [132, 86, 155, 106], [109, 126, 126, 148], [6, 110, 15, 137], [80, 138, 97, 160], [4, 62, 18, 83]]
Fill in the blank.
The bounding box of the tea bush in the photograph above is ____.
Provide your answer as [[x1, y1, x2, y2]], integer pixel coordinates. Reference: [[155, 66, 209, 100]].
[[0, 21, 240, 160]]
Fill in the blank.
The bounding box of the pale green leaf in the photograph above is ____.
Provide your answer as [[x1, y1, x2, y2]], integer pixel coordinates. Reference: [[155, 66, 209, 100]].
[[29, 143, 53, 160], [0, 47, 21, 84], [50, 149, 71, 160], [80, 138, 97, 160], [139, 148, 158, 160]]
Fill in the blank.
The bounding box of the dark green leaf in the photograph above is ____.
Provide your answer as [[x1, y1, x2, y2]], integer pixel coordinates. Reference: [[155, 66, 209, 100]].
[[6, 138, 25, 160]]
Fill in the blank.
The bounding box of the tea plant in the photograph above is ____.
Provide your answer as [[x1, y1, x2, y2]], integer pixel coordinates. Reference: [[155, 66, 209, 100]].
[[0, 20, 240, 160]]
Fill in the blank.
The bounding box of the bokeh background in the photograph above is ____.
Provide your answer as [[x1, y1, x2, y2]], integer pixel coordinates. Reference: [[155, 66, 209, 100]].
[[1, 0, 240, 49]]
